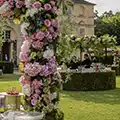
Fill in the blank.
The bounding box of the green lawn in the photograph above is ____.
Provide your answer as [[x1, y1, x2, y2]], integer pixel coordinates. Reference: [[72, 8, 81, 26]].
[[0, 74, 120, 120]]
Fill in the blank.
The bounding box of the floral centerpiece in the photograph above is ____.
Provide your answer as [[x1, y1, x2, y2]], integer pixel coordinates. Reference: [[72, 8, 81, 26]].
[[0, 0, 64, 119]]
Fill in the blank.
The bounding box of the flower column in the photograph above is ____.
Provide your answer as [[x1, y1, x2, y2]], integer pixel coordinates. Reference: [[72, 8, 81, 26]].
[[19, 0, 63, 119]]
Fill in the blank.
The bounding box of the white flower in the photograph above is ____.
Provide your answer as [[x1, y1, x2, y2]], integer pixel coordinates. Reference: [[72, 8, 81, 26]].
[[25, 0, 32, 8], [26, 8, 38, 17], [21, 22, 30, 35], [49, 92, 57, 100], [43, 47, 54, 59], [22, 84, 31, 96], [0, 1, 9, 14]]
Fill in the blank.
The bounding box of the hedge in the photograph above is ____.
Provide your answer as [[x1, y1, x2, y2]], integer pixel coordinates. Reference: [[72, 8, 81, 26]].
[[0, 61, 14, 74], [61, 71, 116, 91], [111, 65, 120, 75]]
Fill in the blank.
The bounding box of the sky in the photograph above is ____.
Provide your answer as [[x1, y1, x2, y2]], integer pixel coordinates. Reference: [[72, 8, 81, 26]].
[[88, 0, 120, 14]]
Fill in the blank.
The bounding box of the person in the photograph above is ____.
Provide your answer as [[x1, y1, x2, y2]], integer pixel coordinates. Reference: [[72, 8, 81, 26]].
[[82, 54, 91, 68], [69, 56, 79, 69], [5, 54, 8, 61]]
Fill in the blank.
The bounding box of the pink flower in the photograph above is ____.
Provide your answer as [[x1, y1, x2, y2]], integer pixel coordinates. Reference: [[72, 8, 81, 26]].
[[16, 1, 24, 8], [19, 76, 31, 86], [32, 2, 41, 8], [23, 35, 30, 41], [8, 0, 14, 8], [0, 0, 5, 7], [32, 32, 37, 40], [24, 62, 42, 77], [45, 31, 50, 38], [32, 93, 39, 99], [50, 0, 55, 6], [32, 79, 42, 89], [52, 6, 57, 13], [48, 27, 54, 33], [21, 41, 30, 53], [32, 40, 43, 50], [44, 3, 51, 11], [31, 99, 37, 106], [35, 89, 41, 94], [44, 19, 51, 27], [51, 19, 59, 28], [47, 34, 53, 40], [19, 52, 29, 62], [35, 31, 45, 41]]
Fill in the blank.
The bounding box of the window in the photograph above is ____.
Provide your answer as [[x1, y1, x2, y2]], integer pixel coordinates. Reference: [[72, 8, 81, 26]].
[[79, 6, 85, 16], [4, 30, 11, 41], [80, 28, 85, 36]]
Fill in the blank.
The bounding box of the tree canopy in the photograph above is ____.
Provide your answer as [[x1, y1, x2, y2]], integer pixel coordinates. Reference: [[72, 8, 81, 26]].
[[95, 11, 120, 44]]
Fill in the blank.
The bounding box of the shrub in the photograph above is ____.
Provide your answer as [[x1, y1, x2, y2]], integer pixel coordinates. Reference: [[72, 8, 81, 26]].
[[111, 65, 120, 75], [0, 61, 14, 74], [61, 71, 116, 91]]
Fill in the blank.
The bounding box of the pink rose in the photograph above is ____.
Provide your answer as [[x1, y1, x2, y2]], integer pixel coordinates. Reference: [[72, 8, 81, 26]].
[[44, 3, 51, 11], [16, 1, 24, 8], [52, 6, 57, 13], [19, 52, 29, 62], [45, 31, 50, 38], [0, 0, 5, 7], [32, 2, 41, 8], [47, 34, 53, 40], [32, 40, 43, 50], [50, 0, 55, 6], [48, 27, 54, 33], [19, 76, 31, 86], [21, 41, 30, 53], [35, 31, 45, 41], [44, 19, 51, 27], [8, 0, 14, 8], [51, 19, 59, 28]]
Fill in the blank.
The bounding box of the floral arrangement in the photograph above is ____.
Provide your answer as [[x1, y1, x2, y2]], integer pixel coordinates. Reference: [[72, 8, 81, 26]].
[[0, 0, 63, 119]]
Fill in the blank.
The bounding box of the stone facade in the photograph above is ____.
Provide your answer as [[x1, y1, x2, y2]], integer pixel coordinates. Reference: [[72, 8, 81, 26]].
[[1, 0, 95, 65], [73, 0, 95, 36]]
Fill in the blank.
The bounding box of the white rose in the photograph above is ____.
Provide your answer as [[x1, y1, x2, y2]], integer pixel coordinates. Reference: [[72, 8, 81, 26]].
[[22, 84, 31, 96], [26, 8, 38, 17], [43, 48, 54, 59], [49, 92, 57, 100], [21, 22, 30, 35]]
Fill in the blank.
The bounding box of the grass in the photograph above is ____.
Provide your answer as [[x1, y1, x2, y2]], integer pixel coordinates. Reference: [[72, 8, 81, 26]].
[[0, 74, 120, 120]]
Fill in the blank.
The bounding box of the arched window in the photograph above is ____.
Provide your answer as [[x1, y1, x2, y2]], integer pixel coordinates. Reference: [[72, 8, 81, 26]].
[[79, 5, 85, 16], [77, 21, 85, 36]]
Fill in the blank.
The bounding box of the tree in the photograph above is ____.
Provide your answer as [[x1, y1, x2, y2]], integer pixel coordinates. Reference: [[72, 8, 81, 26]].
[[57, 0, 73, 14], [95, 11, 120, 44]]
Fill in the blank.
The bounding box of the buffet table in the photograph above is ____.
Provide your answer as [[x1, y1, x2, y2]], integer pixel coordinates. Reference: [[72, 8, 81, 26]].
[[60, 70, 116, 91]]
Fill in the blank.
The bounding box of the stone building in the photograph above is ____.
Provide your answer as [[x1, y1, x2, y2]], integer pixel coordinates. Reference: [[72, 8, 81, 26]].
[[73, 0, 95, 36], [1, 0, 95, 66]]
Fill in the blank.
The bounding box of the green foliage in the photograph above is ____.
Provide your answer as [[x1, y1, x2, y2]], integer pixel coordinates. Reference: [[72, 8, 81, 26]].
[[44, 109, 64, 120], [111, 65, 120, 75], [0, 61, 14, 74], [95, 11, 120, 44], [57, 0, 73, 14], [61, 71, 116, 91]]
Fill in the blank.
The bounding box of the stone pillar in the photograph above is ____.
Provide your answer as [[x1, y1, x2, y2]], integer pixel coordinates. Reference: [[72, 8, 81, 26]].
[[17, 34, 23, 65]]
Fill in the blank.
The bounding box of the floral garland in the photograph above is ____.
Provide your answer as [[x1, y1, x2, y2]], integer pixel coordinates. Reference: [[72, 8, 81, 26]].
[[0, 0, 63, 119]]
